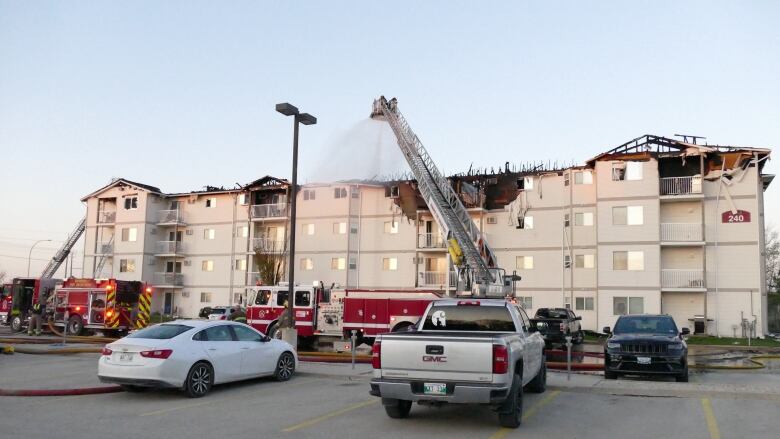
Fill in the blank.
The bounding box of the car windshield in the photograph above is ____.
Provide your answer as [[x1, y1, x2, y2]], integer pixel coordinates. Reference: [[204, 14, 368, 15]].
[[535, 309, 568, 319], [209, 308, 228, 314], [422, 305, 516, 332], [127, 324, 193, 339], [613, 316, 678, 335]]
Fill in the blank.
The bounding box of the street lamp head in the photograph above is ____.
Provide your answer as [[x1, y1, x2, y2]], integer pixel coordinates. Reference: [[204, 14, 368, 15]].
[[276, 103, 299, 117], [297, 113, 317, 125]]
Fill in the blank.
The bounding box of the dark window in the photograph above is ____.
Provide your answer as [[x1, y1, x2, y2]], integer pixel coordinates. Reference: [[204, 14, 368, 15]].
[[127, 324, 193, 339], [613, 316, 678, 335], [193, 329, 207, 341], [255, 290, 271, 305], [534, 309, 569, 319], [204, 325, 234, 341], [232, 325, 264, 342], [295, 291, 311, 307], [276, 291, 289, 307], [422, 305, 516, 332]]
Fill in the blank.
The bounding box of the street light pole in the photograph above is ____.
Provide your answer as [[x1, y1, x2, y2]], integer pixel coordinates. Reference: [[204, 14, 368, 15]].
[[27, 239, 52, 277]]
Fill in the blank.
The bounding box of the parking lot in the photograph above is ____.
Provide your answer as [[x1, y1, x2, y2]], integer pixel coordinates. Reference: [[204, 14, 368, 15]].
[[2, 348, 780, 439]]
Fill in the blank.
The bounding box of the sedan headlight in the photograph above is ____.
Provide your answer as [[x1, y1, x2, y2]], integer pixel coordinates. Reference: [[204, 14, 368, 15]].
[[606, 342, 621, 350], [668, 343, 683, 351]]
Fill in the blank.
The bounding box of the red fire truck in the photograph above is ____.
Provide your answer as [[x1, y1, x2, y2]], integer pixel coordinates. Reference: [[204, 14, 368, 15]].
[[246, 283, 443, 346], [6, 277, 60, 332], [0, 284, 12, 324], [51, 278, 152, 336]]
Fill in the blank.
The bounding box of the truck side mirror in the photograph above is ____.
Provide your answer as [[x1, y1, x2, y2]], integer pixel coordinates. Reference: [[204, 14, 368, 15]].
[[603, 326, 611, 334], [681, 327, 690, 336], [575, 316, 582, 321]]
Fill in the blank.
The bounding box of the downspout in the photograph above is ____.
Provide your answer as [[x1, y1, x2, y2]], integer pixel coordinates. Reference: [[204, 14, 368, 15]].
[[700, 153, 708, 335], [713, 160, 726, 336], [569, 170, 575, 309], [229, 193, 237, 305]]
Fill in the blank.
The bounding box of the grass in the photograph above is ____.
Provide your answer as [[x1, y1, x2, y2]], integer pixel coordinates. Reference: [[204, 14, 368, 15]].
[[684, 335, 780, 347]]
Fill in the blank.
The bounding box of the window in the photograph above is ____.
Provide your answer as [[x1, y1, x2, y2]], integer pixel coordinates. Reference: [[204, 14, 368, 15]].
[[119, 259, 135, 273], [204, 228, 216, 239], [518, 296, 533, 310], [255, 290, 271, 305], [574, 212, 593, 226], [200, 292, 212, 303], [613, 206, 643, 226], [276, 291, 289, 306], [128, 324, 193, 340], [202, 260, 214, 271], [384, 221, 399, 234], [302, 223, 315, 235], [123, 197, 138, 210], [574, 171, 593, 185], [626, 162, 643, 180], [516, 256, 534, 269], [422, 304, 516, 332], [564, 173, 570, 187], [166, 261, 181, 273], [564, 214, 570, 227], [205, 197, 216, 208], [613, 251, 644, 271], [487, 216, 497, 224], [300, 258, 313, 270], [121, 228, 137, 242], [334, 187, 347, 199], [613, 207, 627, 225], [613, 297, 644, 315], [351, 187, 359, 199], [331, 257, 346, 270], [235, 259, 246, 271], [303, 189, 315, 201], [238, 226, 248, 238], [383, 257, 398, 271], [575, 297, 594, 311], [204, 325, 233, 341], [350, 224, 358, 234], [518, 216, 534, 230], [612, 162, 626, 181], [295, 291, 311, 307], [349, 257, 357, 270], [232, 325, 263, 342], [564, 255, 571, 269], [518, 176, 534, 190], [238, 194, 248, 205], [575, 254, 595, 269], [333, 222, 347, 234], [385, 186, 400, 198]]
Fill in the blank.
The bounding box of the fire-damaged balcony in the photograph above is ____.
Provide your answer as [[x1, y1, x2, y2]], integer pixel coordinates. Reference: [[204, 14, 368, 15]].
[[251, 237, 286, 253], [251, 203, 287, 220], [154, 241, 187, 257], [96, 241, 113, 255], [157, 209, 186, 226], [154, 272, 184, 288], [660, 176, 703, 199], [660, 223, 704, 245], [97, 210, 116, 224], [661, 269, 705, 292]]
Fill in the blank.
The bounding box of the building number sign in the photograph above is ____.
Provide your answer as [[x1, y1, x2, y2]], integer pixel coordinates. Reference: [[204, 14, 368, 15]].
[[722, 210, 751, 223]]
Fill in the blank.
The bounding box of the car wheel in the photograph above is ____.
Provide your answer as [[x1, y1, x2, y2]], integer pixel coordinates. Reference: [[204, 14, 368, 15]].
[[120, 385, 146, 393], [67, 316, 84, 335], [604, 369, 618, 380], [498, 373, 523, 428], [184, 362, 214, 398], [676, 367, 689, 382], [527, 356, 547, 393], [10, 316, 23, 332], [274, 352, 295, 381], [267, 323, 282, 340], [382, 398, 412, 419], [574, 330, 585, 345]]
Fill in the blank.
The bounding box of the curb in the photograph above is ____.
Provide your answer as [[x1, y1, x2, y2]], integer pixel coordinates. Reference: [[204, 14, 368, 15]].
[[0, 386, 123, 397]]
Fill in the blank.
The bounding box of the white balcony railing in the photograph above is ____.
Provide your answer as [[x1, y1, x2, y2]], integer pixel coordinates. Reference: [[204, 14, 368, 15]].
[[419, 271, 448, 286], [417, 233, 445, 249], [661, 223, 703, 242], [154, 272, 184, 286], [157, 209, 186, 224], [251, 238, 286, 253], [247, 272, 261, 286], [96, 242, 113, 254], [98, 211, 116, 223], [662, 269, 704, 289], [155, 241, 186, 254], [660, 176, 702, 196], [251, 203, 287, 219]]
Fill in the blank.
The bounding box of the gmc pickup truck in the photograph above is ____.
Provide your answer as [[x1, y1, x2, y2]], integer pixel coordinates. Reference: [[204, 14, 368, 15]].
[[369, 299, 546, 428]]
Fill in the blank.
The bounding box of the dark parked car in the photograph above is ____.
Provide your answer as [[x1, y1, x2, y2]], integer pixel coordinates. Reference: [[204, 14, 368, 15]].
[[530, 308, 583, 347], [603, 314, 690, 382]]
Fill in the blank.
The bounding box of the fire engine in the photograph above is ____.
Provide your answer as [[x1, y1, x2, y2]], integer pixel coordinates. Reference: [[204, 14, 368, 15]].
[[246, 283, 442, 346], [6, 277, 60, 332], [51, 278, 152, 336], [0, 284, 12, 324]]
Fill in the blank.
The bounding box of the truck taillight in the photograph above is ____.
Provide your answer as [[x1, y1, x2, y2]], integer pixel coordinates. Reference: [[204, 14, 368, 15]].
[[220, 315, 226, 320], [371, 342, 381, 369], [101, 347, 113, 356], [140, 349, 173, 359], [457, 300, 480, 306], [493, 345, 508, 374]]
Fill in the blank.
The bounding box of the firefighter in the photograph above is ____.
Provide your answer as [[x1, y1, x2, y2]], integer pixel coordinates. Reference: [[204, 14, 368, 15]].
[[28, 301, 44, 336], [278, 299, 293, 330]]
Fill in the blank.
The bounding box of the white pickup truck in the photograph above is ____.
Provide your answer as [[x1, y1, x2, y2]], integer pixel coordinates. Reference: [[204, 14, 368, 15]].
[[369, 299, 547, 428]]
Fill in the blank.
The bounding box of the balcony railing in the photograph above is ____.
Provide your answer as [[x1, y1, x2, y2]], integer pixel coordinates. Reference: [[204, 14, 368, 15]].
[[660, 176, 702, 196], [661, 269, 704, 289], [155, 241, 186, 254], [247, 272, 261, 286], [417, 233, 445, 249], [251, 203, 287, 219], [660, 223, 703, 242], [419, 271, 448, 286], [154, 272, 184, 286], [157, 209, 186, 224], [251, 238, 286, 253], [97, 211, 116, 223], [96, 242, 113, 254]]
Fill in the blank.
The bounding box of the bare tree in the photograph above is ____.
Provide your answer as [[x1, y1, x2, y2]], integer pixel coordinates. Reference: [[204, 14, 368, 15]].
[[0, 271, 6, 285], [767, 225, 780, 295], [253, 237, 287, 287]]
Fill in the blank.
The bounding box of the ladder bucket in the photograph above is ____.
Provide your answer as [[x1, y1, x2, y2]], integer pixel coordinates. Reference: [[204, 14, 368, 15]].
[[370, 98, 386, 120]]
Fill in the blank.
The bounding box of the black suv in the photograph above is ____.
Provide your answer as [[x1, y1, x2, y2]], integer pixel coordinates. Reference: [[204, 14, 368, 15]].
[[603, 315, 690, 382]]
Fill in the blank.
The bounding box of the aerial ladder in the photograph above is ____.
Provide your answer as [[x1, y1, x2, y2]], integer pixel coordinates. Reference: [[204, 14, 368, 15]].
[[370, 97, 510, 297], [40, 217, 86, 279]]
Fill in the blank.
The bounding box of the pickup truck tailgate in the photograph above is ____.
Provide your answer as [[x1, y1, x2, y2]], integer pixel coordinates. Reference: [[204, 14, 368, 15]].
[[380, 334, 494, 383]]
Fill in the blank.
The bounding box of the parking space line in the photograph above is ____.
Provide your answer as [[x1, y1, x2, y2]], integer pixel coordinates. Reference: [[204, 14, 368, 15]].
[[488, 390, 562, 439], [701, 398, 721, 439], [282, 399, 378, 432]]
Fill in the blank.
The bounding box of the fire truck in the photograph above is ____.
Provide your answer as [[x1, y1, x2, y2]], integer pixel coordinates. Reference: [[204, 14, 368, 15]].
[[246, 284, 443, 346], [6, 277, 60, 332], [0, 284, 12, 324], [51, 278, 152, 336]]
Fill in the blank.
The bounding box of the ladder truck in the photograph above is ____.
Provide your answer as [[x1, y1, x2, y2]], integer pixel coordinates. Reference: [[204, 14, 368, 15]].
[[370, 96, 512, 298]]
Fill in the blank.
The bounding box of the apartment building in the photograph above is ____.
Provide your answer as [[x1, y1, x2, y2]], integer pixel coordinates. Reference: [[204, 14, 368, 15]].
[[80, 135, 772, 337]]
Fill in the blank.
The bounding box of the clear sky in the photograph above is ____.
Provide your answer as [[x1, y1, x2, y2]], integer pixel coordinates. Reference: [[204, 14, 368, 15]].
[[1, 1, 778, 278]]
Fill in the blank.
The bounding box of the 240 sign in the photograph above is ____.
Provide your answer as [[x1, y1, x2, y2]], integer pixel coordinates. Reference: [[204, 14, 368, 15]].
[[722, 210, 751, 223]]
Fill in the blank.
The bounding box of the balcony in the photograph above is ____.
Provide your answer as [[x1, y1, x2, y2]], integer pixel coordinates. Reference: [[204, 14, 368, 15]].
[[251, 203, 287, 220], [154, 272, 184, 287], [247, 272, 261, 286], [419, 271, 449, 287], [660, 176, 703, 199], [96, 242, 113, 255], [660, 223, 703, 244], [97, 211, 116, 224], [157, 209, 186, 226], [154, 241, 186, 256], [251, 238, 286, 253], [661, 269, 705, 291], [417, 233, 446, 250]]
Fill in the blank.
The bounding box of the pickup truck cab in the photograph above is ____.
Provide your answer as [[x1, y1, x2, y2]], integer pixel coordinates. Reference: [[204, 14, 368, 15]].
[[369, 299, 546, 428], [530, 308, 584, 347]]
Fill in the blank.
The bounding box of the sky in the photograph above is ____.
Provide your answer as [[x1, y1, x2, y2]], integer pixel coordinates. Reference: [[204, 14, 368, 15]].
[[1, 1, 778, 278]]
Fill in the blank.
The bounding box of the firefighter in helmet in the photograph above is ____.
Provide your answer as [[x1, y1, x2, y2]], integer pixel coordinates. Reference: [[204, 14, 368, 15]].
[[28, 301, 44, 336]]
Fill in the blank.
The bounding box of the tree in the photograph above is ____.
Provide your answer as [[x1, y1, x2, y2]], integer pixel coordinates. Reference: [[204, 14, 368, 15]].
[[0, 270, 5, 285], [253, 236, 287, 287], [767, 225, 780, 295]]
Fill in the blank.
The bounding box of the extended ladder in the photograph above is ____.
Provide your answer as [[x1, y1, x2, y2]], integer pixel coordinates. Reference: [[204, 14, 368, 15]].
[[40, 217, 86, 279], [371, 97, 504, 295]]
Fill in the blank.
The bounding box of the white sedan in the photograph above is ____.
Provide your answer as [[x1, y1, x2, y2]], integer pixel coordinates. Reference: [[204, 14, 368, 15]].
[[98, 320, 297, 397]]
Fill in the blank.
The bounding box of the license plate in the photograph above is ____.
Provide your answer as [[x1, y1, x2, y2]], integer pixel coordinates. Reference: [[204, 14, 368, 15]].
[[637, 356, 651, 365], [119, 353, 134, 362], [423, 383, 447, 396]]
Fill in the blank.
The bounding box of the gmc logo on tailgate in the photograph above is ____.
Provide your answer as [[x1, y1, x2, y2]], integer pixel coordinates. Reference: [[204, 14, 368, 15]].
[[422, 355, 447, 363]]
